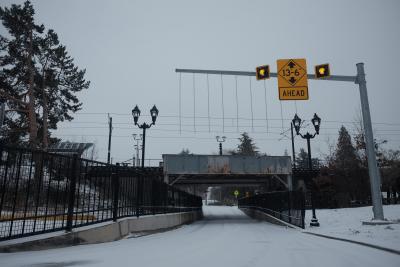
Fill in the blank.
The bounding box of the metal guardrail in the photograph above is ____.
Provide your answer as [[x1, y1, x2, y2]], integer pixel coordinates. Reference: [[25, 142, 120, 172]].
[[238, 191, 305, 229], [0, 145, 202, 241]]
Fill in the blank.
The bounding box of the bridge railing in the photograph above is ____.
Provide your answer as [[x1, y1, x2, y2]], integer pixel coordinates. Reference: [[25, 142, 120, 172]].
[[0, 145, 202, 241], [238, 191, 305, 229]]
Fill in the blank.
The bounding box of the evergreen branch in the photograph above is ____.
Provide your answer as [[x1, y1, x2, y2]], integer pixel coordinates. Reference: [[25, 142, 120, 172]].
[[0, 91, 28, 106]]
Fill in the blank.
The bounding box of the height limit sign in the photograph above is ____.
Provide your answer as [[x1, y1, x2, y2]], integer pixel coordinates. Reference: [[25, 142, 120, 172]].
[[277, 59, 309, 100]]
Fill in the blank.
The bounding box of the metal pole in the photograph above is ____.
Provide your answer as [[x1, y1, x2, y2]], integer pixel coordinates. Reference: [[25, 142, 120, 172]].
[[307, 137, 312, 170], [138, 139, 141, 166], [356, 63, 384, 220], [107, 116, 112, 164], [291, 122, 296, 166], [307, 135, 319, 227], [66, 154, 78, 232], [134, 136, 141, 166], [112, 163, 120, 221], [141, 126, 146, 168], [176, 68, 356, 82]]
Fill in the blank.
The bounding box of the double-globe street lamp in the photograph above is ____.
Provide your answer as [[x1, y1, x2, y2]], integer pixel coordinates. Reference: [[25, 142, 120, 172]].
[[292, 113, 321, 227], [216, 136, 226, 155], [132, 105, 159, 168]]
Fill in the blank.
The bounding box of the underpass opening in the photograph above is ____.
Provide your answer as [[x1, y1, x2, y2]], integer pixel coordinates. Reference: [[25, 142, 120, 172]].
[[162, 154, 305, 228]]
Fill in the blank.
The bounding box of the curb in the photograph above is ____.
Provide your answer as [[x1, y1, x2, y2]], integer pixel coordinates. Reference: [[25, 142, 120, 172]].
[[303, 231, 400, 256], [240, 208, 400, 256], [0, 210, 203, 253]]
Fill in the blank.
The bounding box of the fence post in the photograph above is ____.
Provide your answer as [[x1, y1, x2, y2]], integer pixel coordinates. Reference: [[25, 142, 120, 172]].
[[164, 184, 167, 214], [171, 187, 175, 213], [136, 175, 141, 217], [288, 191, 292, 224], [151, 179, 156, 215], [112, 163, 120, 222], [301, 191, 306, 229], [66, 154, 78, 232]]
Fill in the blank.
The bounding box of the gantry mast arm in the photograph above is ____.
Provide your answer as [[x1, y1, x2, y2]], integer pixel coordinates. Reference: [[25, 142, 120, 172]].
[[175, 68, 356, 83]]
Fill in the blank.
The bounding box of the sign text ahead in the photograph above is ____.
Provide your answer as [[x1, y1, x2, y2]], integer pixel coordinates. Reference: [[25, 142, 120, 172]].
[[277, 59, 309, 100]]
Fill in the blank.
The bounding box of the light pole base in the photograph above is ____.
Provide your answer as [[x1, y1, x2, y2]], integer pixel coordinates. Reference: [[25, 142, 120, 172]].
[[310, 218, 320, 227]]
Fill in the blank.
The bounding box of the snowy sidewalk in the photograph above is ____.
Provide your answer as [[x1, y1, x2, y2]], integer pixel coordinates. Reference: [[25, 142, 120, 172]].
[[304, 204, 400, 251]]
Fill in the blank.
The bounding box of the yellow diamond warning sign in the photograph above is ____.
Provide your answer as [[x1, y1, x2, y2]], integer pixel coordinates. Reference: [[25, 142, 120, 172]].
[[277, 59, 309, 100]]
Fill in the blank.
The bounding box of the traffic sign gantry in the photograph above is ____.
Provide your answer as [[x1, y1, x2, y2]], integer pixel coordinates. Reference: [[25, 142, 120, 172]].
[[176, 64, 386, 221], [315, 64, 330, 79], [255, 65, 270, 80], [277, 59, 308, 100]]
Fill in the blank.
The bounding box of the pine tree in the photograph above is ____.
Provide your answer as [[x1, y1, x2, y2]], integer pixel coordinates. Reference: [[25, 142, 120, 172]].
[[295, 148, 321, 168], [0, 1, 89, 147], [36, 29, 89, 149], [235, 132, 259, 156], [0, 1, 44, 146], [284, 149, 289, 157], [334, 126, 359, 169], [333, 126, 369, 201], [179, 148, 191, 155], [296, 148, 308, 168]]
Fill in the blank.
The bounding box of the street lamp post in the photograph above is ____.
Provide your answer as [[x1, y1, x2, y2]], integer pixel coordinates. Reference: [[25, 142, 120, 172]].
[[290, 121, 296, 167], [292, 113, 321, 227], [216, 136, 226, 155], [132, 105, 159, 168]]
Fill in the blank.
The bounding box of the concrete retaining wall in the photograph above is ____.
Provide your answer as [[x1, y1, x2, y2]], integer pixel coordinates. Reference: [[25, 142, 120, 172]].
[[0, 210, 203, 252]]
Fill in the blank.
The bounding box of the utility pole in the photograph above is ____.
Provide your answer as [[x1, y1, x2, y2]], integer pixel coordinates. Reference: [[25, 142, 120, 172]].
[[107, 114, 113, 164], [133, 134, 142, 167], [176, 62, 385, 221]]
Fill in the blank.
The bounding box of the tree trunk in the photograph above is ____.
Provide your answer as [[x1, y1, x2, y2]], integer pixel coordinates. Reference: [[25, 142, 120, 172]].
[[41, 70, 49, 150], [26, 29, 42, 204], [27, 29, 38, 148], [42, 92, 48, 150]]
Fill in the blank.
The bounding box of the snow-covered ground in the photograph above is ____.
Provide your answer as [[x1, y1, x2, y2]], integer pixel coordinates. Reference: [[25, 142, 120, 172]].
[[304, 204, 400, 251], [1, 205, 399, 267]]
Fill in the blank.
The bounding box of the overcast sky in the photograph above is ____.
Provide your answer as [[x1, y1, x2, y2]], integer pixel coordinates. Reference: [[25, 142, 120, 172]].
[[1, 0, 400, 164]]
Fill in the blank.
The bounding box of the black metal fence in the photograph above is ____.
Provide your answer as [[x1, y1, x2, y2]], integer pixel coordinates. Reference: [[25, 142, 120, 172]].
[[238, 191, 305, 228], [0, 146, 202, 241]]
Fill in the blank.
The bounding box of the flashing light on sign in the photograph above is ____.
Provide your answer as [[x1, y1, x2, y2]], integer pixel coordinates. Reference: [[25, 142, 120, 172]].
[[255, 65, 270, 80], [315, 64, 330, 79]]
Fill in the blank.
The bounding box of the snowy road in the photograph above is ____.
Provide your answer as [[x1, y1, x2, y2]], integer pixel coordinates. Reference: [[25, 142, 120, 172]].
[[1, 206, 399, 267]]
